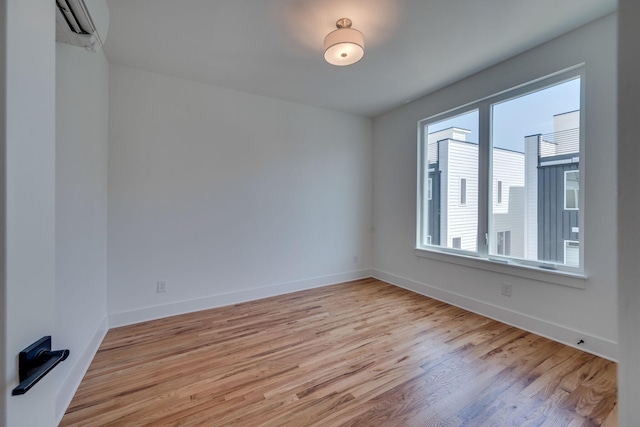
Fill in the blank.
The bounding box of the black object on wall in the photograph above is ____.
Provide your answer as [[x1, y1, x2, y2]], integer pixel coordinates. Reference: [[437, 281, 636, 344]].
[[12, 336, 70, 396]]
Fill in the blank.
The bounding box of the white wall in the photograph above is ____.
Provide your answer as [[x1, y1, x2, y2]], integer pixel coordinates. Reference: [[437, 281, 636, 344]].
[[54, 43, 109, 422], [372, 14, 618, 359], [1, 2, 6, 421], [617, 0, 640, 423], [3, 0, 58, 425], [107, 64, 372, 325]]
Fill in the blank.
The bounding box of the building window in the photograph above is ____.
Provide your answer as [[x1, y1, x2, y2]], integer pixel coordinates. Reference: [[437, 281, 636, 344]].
[[564, 240, 579, 267], [417, 67, 583, 272], [497, 231, 511, 256], [452, 237, 461, 249], [565, 170, 579, 210], [427, 235, 432, 245]]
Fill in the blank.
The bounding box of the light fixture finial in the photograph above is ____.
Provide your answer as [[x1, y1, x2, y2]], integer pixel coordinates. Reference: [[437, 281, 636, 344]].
[[335, 18, 352, 29]]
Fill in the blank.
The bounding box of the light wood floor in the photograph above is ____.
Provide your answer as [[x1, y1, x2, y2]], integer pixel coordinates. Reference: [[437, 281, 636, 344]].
[[61, 278, 617, 426]]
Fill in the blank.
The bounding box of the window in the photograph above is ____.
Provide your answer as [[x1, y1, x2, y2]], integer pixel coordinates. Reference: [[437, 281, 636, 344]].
[[496, 231, 511, 256], [452, 237, 461, 249], [564, 241, 579, 267], [427, 235, 432, 245], [565, 170, 579, 210], [417, 67, 583, 273]]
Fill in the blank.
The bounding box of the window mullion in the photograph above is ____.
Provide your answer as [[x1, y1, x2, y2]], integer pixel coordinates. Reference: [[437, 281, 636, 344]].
[[477, 102, 491, 258]]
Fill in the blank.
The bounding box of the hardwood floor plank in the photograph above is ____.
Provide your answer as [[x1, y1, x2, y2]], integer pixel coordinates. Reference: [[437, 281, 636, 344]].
[[61, 279, 617, 426]]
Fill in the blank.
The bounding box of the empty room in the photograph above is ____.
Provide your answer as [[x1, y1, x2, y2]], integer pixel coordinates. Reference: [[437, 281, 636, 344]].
[[3, 0, 639, 426]]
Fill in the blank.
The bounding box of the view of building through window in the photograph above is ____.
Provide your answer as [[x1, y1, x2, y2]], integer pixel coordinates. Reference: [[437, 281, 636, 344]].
[[424, 110, 478, 252], [421, 77, 581, 268]]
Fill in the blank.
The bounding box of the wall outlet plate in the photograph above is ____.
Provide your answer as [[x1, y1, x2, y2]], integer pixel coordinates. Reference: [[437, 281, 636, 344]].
[[501, 282, 512, 297], [157, 281, 167, 293]]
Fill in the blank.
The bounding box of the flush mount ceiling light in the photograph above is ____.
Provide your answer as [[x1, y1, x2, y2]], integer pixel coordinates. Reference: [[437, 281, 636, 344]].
[[324, 18, 365, 66]]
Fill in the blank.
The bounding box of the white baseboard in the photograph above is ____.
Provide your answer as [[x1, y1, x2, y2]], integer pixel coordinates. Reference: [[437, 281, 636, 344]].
[[56, 316, 109, 424], [109, 269, 373, 328], [372, 269, 618, 361]]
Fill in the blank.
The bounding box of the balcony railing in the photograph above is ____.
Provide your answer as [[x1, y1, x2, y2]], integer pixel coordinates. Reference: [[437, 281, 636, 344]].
[[539, 128, 579, 159]]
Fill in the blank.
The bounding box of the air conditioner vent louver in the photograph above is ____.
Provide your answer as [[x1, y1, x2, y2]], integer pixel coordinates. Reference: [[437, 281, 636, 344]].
[[57, 0, 91, 35], [55, 0, 104, 52]]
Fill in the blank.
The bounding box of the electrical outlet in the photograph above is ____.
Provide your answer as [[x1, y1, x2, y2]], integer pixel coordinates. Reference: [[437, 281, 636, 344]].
[[157, 280, 167, 293], [501, 282, 512, 297]]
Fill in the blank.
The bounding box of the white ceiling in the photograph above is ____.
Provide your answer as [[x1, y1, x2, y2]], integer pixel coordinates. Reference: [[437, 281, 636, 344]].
[[104, 0, 616, 117]]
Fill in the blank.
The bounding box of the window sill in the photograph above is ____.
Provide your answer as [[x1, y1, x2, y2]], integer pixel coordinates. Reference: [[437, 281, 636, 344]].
[[414, 248, 587, 289]]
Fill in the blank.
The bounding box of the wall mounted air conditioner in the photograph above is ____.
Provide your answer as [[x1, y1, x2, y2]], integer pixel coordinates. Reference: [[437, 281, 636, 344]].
[[55, 0, 109, 52]]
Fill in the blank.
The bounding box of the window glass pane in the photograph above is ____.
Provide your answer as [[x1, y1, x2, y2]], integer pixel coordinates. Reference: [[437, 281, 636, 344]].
[[423, 110, 479, 251], [452, 237, 461, 249], [490, 78, 580, 266], [565, 171, 579, 210], [505, 231, 511, 255], [565, 241, 579, 267]]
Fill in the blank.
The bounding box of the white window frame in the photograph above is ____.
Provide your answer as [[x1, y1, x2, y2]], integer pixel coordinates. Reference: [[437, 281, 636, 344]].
[[564, 170, 579, 210], [416, 65, 585, 285]]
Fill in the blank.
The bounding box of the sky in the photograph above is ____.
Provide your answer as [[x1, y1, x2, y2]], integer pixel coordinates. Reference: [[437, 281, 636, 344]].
[[427, 78, 580, 152]]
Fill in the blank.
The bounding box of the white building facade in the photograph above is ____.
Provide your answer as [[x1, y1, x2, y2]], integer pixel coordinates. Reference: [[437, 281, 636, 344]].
[[426, 110, 579, 266]]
